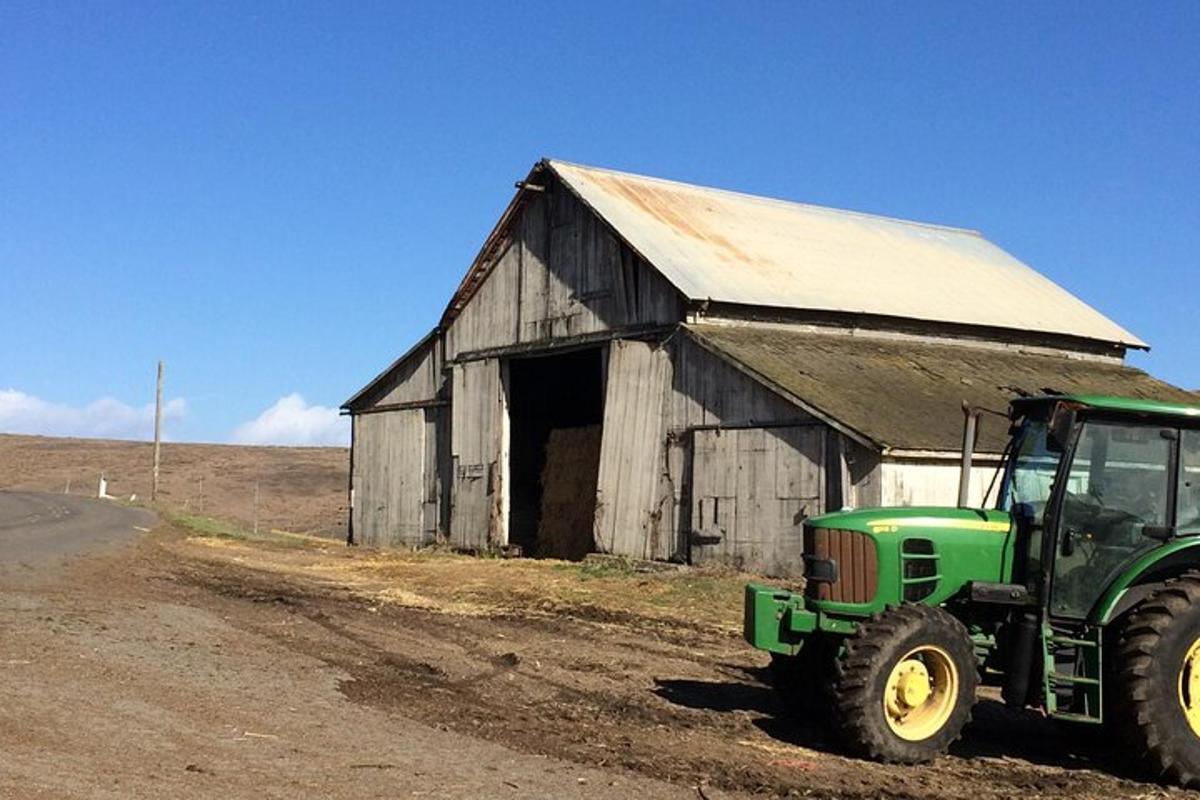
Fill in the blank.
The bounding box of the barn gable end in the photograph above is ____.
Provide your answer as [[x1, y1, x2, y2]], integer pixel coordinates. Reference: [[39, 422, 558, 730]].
[[444, 170, 684, 361]]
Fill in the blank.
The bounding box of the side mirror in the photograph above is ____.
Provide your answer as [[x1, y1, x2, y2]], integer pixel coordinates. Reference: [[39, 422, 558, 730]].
[[1142, 524, 1175, 542]]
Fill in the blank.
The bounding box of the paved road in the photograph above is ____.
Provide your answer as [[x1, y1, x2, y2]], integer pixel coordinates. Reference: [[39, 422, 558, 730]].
[[0, 491, 155, 575]]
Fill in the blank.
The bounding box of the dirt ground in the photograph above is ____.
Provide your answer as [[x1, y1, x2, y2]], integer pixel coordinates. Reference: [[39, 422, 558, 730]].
[[0, 433, 349, 537], [6, 514, 1189, 800]]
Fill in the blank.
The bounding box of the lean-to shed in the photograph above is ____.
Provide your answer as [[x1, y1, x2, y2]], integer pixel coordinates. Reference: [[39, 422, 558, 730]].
[[343, 159, 1192, 576]]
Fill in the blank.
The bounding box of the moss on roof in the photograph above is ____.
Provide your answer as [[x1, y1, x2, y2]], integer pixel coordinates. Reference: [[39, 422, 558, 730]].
[[686, 324, 1196, 453]]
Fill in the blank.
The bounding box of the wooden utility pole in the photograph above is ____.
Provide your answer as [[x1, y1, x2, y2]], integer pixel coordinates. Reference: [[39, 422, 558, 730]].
[[152, 360, 163, 501]]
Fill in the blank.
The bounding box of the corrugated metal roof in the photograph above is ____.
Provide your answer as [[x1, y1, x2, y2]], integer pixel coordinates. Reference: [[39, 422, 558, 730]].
[[551, 160, 1145, 349], [685, 324, 1191, 452]]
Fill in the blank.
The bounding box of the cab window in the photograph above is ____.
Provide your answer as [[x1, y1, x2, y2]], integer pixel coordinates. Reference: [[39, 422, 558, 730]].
[[1051, 421, 1171, 618]]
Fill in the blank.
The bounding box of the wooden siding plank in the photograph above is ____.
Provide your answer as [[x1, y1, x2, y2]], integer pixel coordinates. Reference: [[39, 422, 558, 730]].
[[449, 359, 503, 549], [593, 340, 673, 559], [689, 425, 822, 576], [350, 409, 429, 548]]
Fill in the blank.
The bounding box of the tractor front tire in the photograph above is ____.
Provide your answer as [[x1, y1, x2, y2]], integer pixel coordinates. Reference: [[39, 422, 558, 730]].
[[1112, 573, 1200, 789], [831, 604, 978, 763]]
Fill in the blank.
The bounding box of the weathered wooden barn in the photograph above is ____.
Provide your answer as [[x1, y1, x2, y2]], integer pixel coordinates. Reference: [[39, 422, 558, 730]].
[[343, 159, 1192, 575]]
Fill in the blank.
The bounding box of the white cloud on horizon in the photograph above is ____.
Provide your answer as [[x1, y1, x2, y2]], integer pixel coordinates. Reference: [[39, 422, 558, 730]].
[[232, 394, 348, 447], [0, 389, 187, 441]]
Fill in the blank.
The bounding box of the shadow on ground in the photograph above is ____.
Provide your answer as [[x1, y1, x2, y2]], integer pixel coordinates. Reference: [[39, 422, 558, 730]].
[[654, 675, 1130, 777]]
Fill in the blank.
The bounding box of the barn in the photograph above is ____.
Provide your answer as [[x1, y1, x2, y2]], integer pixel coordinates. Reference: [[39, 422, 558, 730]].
[[342, 159, 1192, 576]]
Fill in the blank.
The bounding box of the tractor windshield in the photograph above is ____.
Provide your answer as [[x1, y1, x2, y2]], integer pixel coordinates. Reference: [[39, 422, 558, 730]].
[[999, 418, 1061, 586], [1000, 419, 1060, 524]]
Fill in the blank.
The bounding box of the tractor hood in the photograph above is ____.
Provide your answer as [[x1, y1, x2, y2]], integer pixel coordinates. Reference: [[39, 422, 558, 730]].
[[810, 506, 1014, 537], [801, 506, 1017, 613]]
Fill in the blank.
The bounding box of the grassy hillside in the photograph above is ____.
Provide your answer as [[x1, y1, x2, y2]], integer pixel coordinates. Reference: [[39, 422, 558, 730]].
[[0, 434, 349, 539]]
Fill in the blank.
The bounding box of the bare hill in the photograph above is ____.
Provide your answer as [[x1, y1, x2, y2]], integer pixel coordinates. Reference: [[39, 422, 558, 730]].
[[0, 434, 349, 538]]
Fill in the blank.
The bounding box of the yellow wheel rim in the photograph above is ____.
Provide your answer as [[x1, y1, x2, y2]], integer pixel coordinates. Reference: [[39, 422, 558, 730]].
[[1178, 637, 1200, 737], [883, 645, 959, 741]]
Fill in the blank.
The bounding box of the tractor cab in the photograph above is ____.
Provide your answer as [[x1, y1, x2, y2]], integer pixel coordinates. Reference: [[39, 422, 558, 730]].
[[1002, 396, 1199, 621], [744, 394, 1200, 787]]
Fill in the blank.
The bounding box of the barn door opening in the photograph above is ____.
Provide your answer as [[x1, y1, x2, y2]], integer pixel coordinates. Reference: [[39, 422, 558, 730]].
[[506, 347, 604, 559]]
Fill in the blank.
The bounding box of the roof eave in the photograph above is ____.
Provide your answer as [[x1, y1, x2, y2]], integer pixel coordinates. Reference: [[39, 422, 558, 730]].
[[342, 327, 440, 411]]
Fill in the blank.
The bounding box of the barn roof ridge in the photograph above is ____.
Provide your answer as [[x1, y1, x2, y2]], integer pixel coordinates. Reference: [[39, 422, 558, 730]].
[[544, 158, 984, 238]]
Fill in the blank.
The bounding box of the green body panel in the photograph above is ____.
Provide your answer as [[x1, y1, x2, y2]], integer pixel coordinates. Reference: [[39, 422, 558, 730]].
[[1089, 536, 1200, 624], [803, 506, 1015, 616], [743, 584, 853, 655], [743, 506, 1015, 653]]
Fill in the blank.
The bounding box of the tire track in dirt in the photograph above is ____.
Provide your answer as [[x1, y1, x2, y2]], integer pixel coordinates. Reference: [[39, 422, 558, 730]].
[[161, 553, 1185, 800]]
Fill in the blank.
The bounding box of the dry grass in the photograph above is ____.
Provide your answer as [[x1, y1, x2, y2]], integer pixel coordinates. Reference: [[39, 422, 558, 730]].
[[171, 521, 752, 632]]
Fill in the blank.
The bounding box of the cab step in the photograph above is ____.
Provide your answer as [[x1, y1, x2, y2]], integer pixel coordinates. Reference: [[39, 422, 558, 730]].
[[1043, 624, 1103, 723]]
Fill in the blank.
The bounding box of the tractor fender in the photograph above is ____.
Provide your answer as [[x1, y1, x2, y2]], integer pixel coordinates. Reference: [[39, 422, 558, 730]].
[[1090, 538, 1200, 625]]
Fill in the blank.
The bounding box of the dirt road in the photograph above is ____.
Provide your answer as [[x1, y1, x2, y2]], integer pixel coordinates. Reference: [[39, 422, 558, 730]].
[[0, 495, 1188, 799], [0, 495, 731, 800]]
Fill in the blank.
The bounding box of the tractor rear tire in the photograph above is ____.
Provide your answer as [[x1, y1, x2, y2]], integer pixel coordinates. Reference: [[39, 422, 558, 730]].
[[830, 604, 978, 763], [1112, 573, 1200, 789]]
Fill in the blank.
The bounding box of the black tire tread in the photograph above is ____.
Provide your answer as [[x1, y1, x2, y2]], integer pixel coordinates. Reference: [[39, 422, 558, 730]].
[[1112, 571, 1200, 789], [831, 604, 978, 764]]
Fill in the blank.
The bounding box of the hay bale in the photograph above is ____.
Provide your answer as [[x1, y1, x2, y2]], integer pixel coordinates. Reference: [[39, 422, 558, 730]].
[[536, 425, 601, 560]]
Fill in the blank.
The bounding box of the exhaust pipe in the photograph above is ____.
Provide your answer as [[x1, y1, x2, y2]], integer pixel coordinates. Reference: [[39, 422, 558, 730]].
[[958, 402, 979, 508]]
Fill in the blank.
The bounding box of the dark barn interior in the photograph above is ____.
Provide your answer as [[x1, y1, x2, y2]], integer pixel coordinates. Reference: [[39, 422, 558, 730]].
[[506, 348, 605, 559]]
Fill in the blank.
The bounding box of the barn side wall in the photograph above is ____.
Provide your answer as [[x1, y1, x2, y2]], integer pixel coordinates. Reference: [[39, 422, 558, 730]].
[[666, 333, 815, 571], [350, 408, 442, 547], [348, 335, 448, 548], [879, 457, 1002, 509], [444, 177, 684, 361]]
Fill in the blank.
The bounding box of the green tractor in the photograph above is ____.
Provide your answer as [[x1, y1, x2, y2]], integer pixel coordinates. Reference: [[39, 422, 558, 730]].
[[745, 394, 1200, 786]]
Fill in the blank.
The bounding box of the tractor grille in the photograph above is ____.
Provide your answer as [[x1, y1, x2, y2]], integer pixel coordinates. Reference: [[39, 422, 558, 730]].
[[804, 527, 878, 604]]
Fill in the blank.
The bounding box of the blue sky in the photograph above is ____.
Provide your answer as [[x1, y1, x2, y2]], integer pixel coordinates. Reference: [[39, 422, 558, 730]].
[[2, 2, 1197, 445]]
